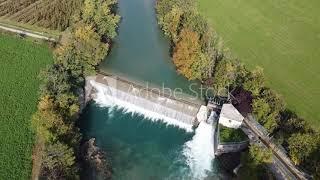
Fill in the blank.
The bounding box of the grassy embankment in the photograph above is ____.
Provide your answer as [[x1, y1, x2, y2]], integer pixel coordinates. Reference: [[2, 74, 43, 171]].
[[219, 125, 248, 143], [198, 0, 320, 127], [0, 33, 53, 179]]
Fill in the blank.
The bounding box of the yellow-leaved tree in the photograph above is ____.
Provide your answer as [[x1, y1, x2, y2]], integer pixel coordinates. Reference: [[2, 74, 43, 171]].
[[173, 28, 208, 80]]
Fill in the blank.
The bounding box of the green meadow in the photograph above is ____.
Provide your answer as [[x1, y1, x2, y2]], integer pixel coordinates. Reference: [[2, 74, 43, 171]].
[[0, 34, 52, 179], [198, 0, 320, 127]]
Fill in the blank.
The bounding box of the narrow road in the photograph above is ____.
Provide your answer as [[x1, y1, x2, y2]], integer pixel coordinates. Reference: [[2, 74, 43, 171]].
[[0, 22, 57, 41]]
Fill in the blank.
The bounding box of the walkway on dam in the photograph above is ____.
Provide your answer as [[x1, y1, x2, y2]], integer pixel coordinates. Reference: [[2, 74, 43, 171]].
[[86, 73, 205, 128], [96, 72, 205, 107]]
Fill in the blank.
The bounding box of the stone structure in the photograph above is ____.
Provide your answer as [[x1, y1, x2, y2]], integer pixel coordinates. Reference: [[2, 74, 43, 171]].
[[219, 104, 244, 128]]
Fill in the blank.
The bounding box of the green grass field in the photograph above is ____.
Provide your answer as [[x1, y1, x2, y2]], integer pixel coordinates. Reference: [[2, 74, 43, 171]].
[[198, 0, 320, 127], [0, 33, 52, 179]]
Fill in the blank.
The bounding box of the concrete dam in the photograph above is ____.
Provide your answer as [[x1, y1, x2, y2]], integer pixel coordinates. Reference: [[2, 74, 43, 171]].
[[85, 74, 205, 131], [85, 73, 248, 157]]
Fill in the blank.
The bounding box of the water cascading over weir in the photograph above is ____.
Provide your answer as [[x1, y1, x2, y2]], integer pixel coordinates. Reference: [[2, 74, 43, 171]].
[[85, 74, 205, 132], [83, 74, 235, 179]]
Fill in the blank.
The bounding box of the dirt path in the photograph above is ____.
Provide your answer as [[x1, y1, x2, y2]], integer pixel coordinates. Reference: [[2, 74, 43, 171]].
[[0, 22, 57, 41]]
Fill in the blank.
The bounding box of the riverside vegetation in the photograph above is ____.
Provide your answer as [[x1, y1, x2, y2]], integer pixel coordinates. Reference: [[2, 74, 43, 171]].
[[156, 0, 320, 177], [30, 0, 120, 178]]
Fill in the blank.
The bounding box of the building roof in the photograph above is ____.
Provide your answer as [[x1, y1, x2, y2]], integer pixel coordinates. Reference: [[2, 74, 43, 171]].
[[220, 104, 244, 122]]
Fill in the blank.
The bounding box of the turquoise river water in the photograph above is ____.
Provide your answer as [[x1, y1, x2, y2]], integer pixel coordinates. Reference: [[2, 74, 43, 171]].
[[80, 0, 228, 179]]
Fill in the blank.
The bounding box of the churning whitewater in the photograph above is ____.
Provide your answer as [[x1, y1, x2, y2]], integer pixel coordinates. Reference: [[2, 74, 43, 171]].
[[90, 80, 195, 131], [89, 80, 216, 179], [183, 116, 216, 179]]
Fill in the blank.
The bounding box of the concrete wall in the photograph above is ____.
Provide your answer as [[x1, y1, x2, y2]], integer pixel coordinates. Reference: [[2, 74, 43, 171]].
[[85, 74, 204, 126], [219, 117, 242, 129], [215, 141, 249, 156]]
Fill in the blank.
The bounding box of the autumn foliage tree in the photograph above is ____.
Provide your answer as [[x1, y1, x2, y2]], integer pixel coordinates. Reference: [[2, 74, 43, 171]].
[[173, 28, 208, 80], [81, 0, 120, 38]]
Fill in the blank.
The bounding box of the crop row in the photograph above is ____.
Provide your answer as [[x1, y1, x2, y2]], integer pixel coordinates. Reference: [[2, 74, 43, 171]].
[[0, 0, 81, 31]]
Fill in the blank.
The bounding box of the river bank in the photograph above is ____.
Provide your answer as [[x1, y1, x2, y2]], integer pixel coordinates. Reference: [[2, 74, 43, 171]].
[[29, 0, 120, 178], [78, 0, 234, 178]]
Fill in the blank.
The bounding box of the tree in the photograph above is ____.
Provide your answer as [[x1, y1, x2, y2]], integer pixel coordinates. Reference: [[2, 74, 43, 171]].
[[249, 144, 273, 165], [252, 97, 279, 132], [54, 44, 84, 87], [260, 88, 286, 114], [71, 23, 108, 75], [263, 112, 278, 133], [243, 66, 265, 96], [56, 93, 80, 118], [81, 0, 120, 38], [238, 145, 272, 179], [173, 28, 205, 80], [39, 64, 72, 97], [32, 109, 70, 142], [161, 6, 183, 42], [252, 98, 270, 124], [182, 11, 209, 38], [212, 58, 237, 94], [40, 142, 77, 179], [156, 0, 194, 20], [198, 28, 225, 80], [82, 0, 96, 21], [276, 109, 314, 138], [288, 133, 318, 165], [235, 63, 249, 86]]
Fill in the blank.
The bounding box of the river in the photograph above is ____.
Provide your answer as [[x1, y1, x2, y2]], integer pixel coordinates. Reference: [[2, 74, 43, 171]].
[[80, 0, 227, 179], [99, 0, 199, 93]]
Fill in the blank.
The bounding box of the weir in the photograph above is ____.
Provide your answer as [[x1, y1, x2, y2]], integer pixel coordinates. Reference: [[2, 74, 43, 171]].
[[85, 73, 248, 156], [85, 74, 204, 131]]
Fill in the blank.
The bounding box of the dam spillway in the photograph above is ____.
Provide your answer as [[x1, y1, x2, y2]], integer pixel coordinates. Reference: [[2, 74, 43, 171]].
[[85, 74, 204, 132]]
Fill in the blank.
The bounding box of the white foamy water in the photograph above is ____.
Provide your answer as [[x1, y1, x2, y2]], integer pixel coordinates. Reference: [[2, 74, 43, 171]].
[[183, 112, 216, 179], [90, 80, 219, 179], [90, 80, 194, 132]]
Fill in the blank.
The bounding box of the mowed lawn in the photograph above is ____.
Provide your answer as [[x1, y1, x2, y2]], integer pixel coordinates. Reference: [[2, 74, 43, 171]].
[[199, 0, 320, 127], [0, 34, 52, 179]]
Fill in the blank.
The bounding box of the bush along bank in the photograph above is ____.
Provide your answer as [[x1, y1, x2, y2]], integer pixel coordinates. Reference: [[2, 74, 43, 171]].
[[30, 0, 120, 178], [156, 0, 320, 177]]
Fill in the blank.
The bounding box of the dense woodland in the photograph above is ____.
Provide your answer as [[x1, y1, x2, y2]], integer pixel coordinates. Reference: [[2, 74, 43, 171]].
[[30, 0, 120, 178], [156, 0, 320, 178], [0, 0, 83, 30]]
